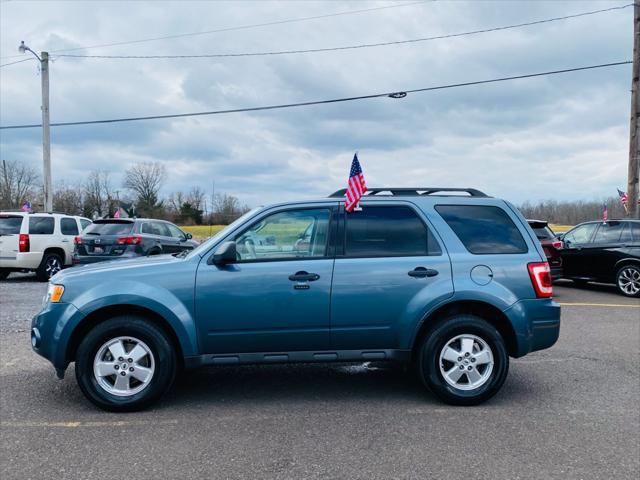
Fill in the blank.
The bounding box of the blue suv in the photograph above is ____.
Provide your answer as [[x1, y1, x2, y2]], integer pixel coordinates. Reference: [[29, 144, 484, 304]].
[[31, 188, 560, 411]]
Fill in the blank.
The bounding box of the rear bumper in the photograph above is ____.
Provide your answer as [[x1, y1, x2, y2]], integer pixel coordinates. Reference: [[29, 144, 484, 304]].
[[504, 298, 561, 357], [550, 265, 563, 280]]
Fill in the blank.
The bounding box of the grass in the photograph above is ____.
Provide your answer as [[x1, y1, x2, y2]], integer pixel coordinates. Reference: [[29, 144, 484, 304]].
[[180, 225, 225, 240], [549, 224, 573, 234]]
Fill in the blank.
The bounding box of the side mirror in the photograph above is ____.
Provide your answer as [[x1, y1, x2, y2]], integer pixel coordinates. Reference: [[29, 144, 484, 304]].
[[212, 241, 236, 265], [185, 232, 193, 240]]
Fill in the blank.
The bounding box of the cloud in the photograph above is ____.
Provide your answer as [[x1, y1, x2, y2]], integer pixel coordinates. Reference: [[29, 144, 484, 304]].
[[0, 0, 633, 207]]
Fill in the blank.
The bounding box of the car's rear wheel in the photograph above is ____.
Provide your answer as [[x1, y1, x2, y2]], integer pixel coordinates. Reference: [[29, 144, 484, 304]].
[[616, 265, 640, 298], [35, 252, 63, 281], [418, 314, 509, 406], [75, 316, 176, 411]]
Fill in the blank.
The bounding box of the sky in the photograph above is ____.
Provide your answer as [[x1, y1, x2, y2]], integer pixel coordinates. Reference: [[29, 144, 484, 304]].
[[0, 0, 634, 208]]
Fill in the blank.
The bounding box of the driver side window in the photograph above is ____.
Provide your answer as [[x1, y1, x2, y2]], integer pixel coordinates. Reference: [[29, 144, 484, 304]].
[[234, 208, 330, 262], [564, 223, 597, 245]]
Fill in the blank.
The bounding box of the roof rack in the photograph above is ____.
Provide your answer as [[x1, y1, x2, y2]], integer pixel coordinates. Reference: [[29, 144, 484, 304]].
[[329, 187, 489, 198]]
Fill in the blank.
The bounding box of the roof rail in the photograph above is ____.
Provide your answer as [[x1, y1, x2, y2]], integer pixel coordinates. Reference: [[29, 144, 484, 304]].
[[329, 187, 489, 198]]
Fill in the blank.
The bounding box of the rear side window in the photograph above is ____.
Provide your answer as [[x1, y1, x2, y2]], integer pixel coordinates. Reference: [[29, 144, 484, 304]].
[[80, 219, 92, 230], [29, 217, 54, 235], [436, 205, 528, 254], [532, 226, 555, 240], [84, 221, 133, 236], [593, 222, 627, 244], [0, 215, 23, 235], [345, 206, 442, 257], [60, 217, 79, 235]]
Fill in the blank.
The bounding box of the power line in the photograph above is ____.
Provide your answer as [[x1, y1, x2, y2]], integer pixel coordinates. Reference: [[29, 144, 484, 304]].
[[0, 1, 429, 60], [53, 4, 634, 61], [0, 61, 630, 130], [0, 57, 34, 67]]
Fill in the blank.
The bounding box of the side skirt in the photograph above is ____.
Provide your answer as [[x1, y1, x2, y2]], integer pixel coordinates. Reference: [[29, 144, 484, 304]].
[[184, 349, 411, 369]]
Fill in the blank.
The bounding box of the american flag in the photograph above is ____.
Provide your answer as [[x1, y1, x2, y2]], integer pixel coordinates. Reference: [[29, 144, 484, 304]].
[[617, 188, 628, 205], [21, 201, 32, 212], [345, 153, 367, 212], [602, 203, 608, 223]]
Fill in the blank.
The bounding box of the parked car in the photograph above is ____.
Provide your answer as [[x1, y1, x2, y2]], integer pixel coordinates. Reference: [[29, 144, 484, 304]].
[[31, 187, 560, 411], [559, 219, 640, 297], [73, 218, 198, 265], [527, 220, 563, 280], [0, 212, 92, 281]]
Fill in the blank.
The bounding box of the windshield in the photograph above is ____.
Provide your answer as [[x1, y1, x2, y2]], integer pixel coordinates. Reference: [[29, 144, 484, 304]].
[[84, 221, 134, 236], [186, 208, 261, 259]]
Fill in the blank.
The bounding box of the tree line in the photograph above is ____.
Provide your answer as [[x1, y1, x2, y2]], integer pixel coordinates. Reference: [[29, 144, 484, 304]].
[[0, 160, 249, 225], [1, 158, 631, 225]]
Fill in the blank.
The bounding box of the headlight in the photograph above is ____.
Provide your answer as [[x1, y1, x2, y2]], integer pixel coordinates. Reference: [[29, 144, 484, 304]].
[[45, 284, 65, 304]]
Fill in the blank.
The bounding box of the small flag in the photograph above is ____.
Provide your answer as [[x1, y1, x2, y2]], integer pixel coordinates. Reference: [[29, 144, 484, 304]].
[[113, 208, 121, 219], [617, 188, 629, 205], [602, 203, 608, 223], [21, 201, 32, 212], [344, 153, 367, 213]]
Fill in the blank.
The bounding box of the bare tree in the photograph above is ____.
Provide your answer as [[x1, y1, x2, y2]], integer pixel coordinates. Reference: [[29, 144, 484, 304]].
[[53, 182, 84, 215], [124, 161, 166, 216], [83, 170, 112, 218], [212, 193, 249, 224], [0, 159, 40, 210], [187, 186, 206, 211]]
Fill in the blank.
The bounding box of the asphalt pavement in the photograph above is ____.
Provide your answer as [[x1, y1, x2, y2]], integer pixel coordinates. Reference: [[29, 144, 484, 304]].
[[0, 275, 638, 479]]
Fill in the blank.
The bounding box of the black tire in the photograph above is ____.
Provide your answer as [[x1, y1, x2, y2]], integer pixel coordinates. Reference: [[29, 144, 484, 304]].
[[35, 252, 63, 281], [418, 314, 509, 406], [0, 269, 10, 281], [615, 264, 640, 298], [75, 316, 176, 412]]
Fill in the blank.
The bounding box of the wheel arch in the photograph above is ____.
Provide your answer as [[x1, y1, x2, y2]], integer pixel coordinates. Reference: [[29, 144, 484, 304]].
[[65, 304, 185, 369], [410, 300, 518, 361], [614, 258, 640, 271], [43, 247, 67, 265]]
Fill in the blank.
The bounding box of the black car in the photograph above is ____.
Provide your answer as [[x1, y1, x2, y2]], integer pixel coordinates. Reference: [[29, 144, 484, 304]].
[[559, 219, 640, 297], [73, 218, 198, 265]]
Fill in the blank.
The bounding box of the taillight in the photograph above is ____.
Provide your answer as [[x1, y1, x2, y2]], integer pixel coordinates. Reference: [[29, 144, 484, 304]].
[[74, 236, 82, 245], [552, 240, 563, 249], [116, 235, 141, 245], [18, 234, 30, 253], [528, 262, 553, 298]]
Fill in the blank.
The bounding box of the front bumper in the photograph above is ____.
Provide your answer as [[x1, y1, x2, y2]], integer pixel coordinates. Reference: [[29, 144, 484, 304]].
[[31, 302, 83, 376], [504, 298, 561, 357]]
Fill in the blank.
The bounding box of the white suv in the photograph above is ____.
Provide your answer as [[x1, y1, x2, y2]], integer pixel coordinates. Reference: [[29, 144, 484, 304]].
[[0, 212, 92, 281]]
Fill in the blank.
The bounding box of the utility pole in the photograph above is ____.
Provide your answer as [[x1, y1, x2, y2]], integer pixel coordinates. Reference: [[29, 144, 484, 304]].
[[628, 5, 640, 218], [41, 51, 52, 213], [19, 42, 52, 212]]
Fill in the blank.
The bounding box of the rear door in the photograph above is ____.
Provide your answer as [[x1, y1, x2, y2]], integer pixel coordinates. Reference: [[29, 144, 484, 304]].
[[589, 221, 631, 282], [59, 217, 79, 264], [0, 214, 25, 263], [330, 204, 453, 350], [28, 216, 55, 258]]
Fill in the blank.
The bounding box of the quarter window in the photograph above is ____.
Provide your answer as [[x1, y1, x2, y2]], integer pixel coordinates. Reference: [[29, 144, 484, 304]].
[[234, 208, 330, 261], [345, 206, 441, 257], [29, 217, 54, 235], [80, 219, 92, 231], [60, 218, 79, 236], [436, 205, 528, 254], [563, 223, 597, 245]]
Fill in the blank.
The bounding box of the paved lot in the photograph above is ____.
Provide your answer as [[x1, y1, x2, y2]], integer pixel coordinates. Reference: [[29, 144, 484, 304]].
[[1, 274, 638, 479]]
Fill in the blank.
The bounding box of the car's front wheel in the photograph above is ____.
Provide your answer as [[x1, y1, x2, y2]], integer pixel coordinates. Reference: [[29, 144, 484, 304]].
[[616, 264, 640, 298], [418, 314, 509, 406], [75, 316, 176, 411]]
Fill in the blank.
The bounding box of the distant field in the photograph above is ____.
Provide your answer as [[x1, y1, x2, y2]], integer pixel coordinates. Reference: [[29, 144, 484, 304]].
[[181, 225, 225, 240], [549, 224, 573, 233]]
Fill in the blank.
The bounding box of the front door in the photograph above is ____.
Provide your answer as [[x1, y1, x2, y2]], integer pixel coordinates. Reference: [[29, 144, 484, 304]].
[[195, 206, 336, 354], [330, 205, 453, 350], [561, 222, 599, 278]]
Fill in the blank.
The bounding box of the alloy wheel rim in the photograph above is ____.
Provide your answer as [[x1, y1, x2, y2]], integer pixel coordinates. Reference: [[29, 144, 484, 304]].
[[618, 267, 640, 295], [45, 257, 61, 277], [439, 334, 494, 391], [93, 336, 155, 397]]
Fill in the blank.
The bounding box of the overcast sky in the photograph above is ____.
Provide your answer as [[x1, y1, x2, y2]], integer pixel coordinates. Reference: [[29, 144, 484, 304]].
[[0, 0, 633, 207]]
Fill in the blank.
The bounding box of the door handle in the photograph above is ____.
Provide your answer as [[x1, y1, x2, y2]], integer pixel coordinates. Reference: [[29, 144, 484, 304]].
[[408, 267, 438, 278], [61, 239, 70, 243], [288, 271, 320, 282]]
